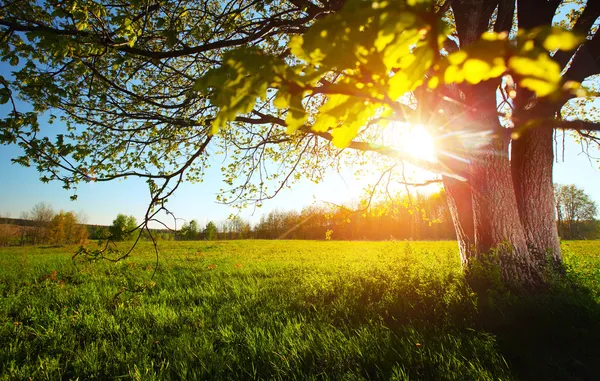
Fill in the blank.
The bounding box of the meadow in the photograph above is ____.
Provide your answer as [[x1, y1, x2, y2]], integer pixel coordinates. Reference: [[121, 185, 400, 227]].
[[1, 240, 599, 380]]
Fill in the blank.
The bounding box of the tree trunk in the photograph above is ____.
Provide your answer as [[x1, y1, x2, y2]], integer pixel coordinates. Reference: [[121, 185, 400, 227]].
[[511, 126, 561, 267], [440, 80, 550, 285], [469, 134, 547, 284], [433, 0, 567, 287], [443, 175, 475, 265], [438, 134, 475, 266]]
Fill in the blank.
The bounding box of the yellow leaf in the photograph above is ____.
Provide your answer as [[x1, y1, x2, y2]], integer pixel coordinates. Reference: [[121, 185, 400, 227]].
[[428, 76, 439, 89], [286, 112, 307, 134], [447, 50, 467, 65], [463, 58, 491, 84], [289, 36, 306, 60], [388, 72, 411, 99], [543, 29, 583, 51], [381, 29, 420, 70], [407, 0, 430, 6], [308, 48, 327, 64], [331, 126, 359, 148], [273, 91, 290, 109], [375, 30, 395, 52], [398, 53, 417, 69], [520, 78, 556, 97], [521, 39, 534, 52], [319, 94, 350, 114], [489, 57, 507, 78], [312, 113, 337, 133], [508, 53, 561, 83], [444, 65, 464, 84], [286, 94, 307, 134], [481, 31, 506, 41]]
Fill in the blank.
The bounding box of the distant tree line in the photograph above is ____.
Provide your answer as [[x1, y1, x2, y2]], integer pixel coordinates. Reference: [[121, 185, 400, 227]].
[[175, 191, 456, 241], [2, 184, 597, 246], [170, 185, 600, 242], [0, 203, 88, 246]]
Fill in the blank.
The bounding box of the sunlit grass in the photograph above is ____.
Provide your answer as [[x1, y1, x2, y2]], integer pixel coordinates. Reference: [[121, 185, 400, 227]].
[[1, 240, 599, 380]]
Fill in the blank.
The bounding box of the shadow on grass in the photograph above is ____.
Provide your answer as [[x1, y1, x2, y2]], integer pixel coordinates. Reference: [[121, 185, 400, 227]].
[[473, 280, 600, 381], [284, 267, 600, 380]]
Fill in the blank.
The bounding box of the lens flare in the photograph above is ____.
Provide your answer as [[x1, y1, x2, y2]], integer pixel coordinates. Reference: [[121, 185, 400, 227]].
[[384, 122, 437, 162]]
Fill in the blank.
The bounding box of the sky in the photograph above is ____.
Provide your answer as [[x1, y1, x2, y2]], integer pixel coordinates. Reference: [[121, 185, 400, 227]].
[[1, 121, 599, 228]]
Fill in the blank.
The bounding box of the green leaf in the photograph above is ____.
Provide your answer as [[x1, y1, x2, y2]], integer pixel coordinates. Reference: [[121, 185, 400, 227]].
[[0, 88, 11, 104], [286, 94, 307, 134]]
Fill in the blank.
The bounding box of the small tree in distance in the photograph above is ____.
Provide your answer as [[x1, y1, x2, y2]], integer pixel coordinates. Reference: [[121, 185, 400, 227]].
[[204, 222, 218, 241], [109, 214, 138, 241], [48, 211, 88, 245], [555, 184, 598, 239], [179, 219, 200, 240], [23, 202, 55, 245]]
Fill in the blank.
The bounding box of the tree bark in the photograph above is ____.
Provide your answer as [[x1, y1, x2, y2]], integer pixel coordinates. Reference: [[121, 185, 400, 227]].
[[468, 134, 543, 284], [435, 0, 567, 287], [440, 78, 550, 285], [511, 125, 561, 267], [443, 175, 475, 266], [437, 133, 475, 266]]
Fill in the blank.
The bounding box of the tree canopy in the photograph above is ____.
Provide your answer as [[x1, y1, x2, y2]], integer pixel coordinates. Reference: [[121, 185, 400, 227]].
[[109, 213, 138, 241]]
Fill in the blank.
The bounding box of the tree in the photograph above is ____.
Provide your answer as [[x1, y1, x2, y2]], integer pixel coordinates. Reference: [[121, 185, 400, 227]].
[[90, 226, 110, 240], [179, 219, 199, 240], [204, 221, 218, 241], [0, 0, 599, 285], [48, 211, 88, 245], [109, 214, 138, 241], [22, 202, 55, 244], [555, 184, 598, 239]]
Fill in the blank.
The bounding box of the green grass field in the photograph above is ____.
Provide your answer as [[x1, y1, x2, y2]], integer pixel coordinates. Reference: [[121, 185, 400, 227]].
[[1, 240, 600, 380]]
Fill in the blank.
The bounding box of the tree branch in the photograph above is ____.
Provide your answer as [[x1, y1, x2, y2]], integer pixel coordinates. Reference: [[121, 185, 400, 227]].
[[559, 120, 600, 132], [245, 110, 447, 175]]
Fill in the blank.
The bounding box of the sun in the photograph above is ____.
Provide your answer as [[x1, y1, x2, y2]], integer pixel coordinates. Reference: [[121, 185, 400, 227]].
[[313, 122, 440, 205], [383, 122, 437, 163]]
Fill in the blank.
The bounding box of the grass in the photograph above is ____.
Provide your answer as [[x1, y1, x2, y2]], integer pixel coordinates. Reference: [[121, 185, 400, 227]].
[[1, 240, 599, 380]]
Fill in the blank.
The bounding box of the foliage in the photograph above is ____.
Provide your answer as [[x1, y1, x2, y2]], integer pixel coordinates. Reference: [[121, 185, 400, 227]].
[[200, 1, 588, 147], [20, 202, 55, 244], [1, 240, 600, 380], [253, 190, 454, 240], [218, 216, 252, 240], [47, 211, 88, 245], [0, 223, 22, 247], [89, 225, 110, 240], [203, 221, 218, 241], [109, 214, 138, 241], [1, 204, 90, 246], [179, 219, 199, 241]]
